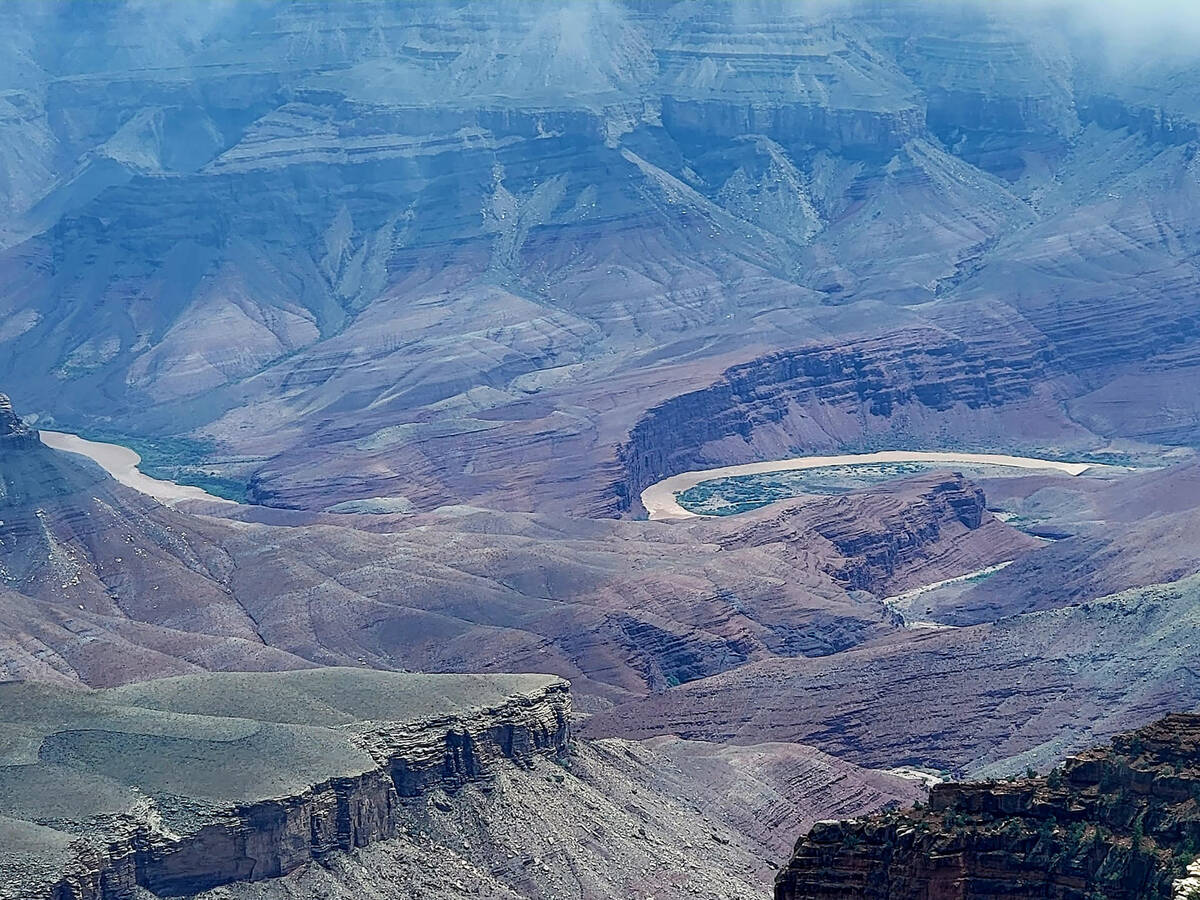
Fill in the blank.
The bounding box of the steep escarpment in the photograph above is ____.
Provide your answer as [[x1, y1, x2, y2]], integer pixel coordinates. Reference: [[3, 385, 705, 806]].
[[615, 329, 1064, 514], [0, 392, 33, 444], [888, 20, 1078, 179], [180, 734, 924, 900], [1, 670, 570, 900], [651, 13, 925, 159], [1079, 93, 1199, 145], [774, 713, 1200, 900], [797, 477, 1008, 595], [2, 669, 924, 900], [0, 390, 103, 511]]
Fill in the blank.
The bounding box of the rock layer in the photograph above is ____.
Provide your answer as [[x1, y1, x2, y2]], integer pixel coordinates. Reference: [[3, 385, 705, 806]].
[[585, 573, 1200, 776], [711, 472, 1037, 597], [0, 670, 570, 900], [0, 392, 32, 443], [775, 713, 1200, 899], [614, 329, 1067, 515]]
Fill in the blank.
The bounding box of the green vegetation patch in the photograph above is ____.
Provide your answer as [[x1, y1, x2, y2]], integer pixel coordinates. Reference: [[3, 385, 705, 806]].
[[54, 428, 251, 503]]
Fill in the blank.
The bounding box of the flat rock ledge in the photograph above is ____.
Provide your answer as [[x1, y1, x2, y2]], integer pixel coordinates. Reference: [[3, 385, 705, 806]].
[[0, 669, 571, 900]]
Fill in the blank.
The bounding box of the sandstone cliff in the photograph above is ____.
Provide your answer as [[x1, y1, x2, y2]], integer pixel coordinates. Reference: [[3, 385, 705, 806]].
[[775, 713, 1200, 899], [1, 669, 922, 900], [709, 472, 1033, 597]]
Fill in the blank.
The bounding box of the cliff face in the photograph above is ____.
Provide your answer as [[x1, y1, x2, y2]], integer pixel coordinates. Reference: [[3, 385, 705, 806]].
[[169, 733, 914, 900], [4, 669, 923, 900], [650, 12, 925, 159], [793, 476, 988, 594], [775, 713, 1200, 900], [0, 392, 33, 444], [615, 329, 1061, 514], [1, 670, 571, 900]]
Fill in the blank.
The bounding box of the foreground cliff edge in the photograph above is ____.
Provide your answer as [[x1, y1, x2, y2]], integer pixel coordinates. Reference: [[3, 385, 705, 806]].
[[11, 667, 903, 900], [775, 714, 1200, 900], [0, 669, 570, 900]]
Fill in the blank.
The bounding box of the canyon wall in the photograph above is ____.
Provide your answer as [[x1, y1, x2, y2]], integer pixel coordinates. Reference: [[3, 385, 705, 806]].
[[615, 329, 1062, 514], [714, 472, 1024, 597], [775, 714, 1200, 899]]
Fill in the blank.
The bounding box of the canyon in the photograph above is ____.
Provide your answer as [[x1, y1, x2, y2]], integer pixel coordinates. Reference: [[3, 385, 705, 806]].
[[2, 0, 1200, 896], [0, 668, 924, 900], [1, 390, 1033, 700], [1, 1, 1197, 517]]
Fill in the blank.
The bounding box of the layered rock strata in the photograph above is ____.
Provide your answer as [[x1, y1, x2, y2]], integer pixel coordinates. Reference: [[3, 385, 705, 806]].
[[584, 574, 1200, 777], [775, 713, 1200, 899], [712, 472, 1032, 597], [615, 329, 1058, 514], [0, 392, 34, 445], [3, 1, 1200, 516], [0, 669, 570, 900]]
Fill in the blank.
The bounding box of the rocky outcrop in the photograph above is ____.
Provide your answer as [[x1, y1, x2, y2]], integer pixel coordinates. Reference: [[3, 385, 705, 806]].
[[887, 21, 1080, 178], [0, 392, 34, 446], [660, 98, 925, 159], [774, 713, 1200, 899], [802, 476, 987, 593], [1, 671, 571, 900], [649, 11, 925, 159], [714, 473, 999, 595], [1079, 95, 1199, 145]]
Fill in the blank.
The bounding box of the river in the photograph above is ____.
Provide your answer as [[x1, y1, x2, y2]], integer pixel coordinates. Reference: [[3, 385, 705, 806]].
[[640, 450, 1092, 521], [38, 430, 236, 507]]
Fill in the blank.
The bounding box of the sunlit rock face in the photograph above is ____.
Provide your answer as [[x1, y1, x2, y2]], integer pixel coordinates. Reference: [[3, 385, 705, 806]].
[[2, 0, 1200, 512]]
